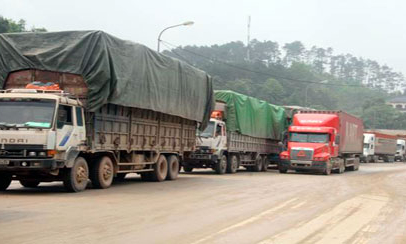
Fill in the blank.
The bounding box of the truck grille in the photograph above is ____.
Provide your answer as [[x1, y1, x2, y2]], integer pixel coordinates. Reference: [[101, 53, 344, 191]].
[[290, 148, 313, 161], [0, 144, 45, 158]]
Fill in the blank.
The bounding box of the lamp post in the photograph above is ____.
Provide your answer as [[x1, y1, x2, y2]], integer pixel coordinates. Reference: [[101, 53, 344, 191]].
[[157, 21, 194, 52], [305, 80, 328, 107]]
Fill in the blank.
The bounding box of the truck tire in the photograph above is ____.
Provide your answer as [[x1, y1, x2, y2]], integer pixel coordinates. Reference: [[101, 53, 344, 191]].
[[261, 156, 269, 172], [0, 173, 12, 191], [323, 166, 332, 175], [166, 155, 179, 180], [63, 157, 89, 192], [183, 165, 193, 173], [226, 154, 238, 174], [90, 156, 114, 189], [19, 180, 40, 188], [152, 155, 168, 181], [253, 156, 263, 172], [215, 155, 227, 174], [335, 162, 345, 174]]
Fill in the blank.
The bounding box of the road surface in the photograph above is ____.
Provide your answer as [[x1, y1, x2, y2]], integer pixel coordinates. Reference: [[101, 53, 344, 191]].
[[1, 163, 406, 244]]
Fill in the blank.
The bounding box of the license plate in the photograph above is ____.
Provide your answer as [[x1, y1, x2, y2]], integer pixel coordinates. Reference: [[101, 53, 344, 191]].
[[0, 159, 9, 165]]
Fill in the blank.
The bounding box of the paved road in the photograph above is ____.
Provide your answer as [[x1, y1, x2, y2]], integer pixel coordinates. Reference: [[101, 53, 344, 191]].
[[1, 163, 406, 244]]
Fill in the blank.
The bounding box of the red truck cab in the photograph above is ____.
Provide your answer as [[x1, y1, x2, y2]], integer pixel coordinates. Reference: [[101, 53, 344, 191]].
[[279, 111, 363, 175]]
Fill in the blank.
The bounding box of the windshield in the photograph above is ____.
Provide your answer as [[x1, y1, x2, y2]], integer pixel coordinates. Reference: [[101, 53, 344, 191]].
[[290, 132, 329, 143], [0, 99, 56, 128], [199, 121, 215, 138]]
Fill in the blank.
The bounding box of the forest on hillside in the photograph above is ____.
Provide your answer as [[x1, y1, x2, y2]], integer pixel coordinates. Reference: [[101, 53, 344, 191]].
[[163, 40, 406, 129]]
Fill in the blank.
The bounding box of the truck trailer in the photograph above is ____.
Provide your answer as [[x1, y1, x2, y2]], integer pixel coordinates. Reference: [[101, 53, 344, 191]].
[[279, 111, 364, 175], [0, 31, 214, 192], [362, 132, 397, 163], [183, 90, 287, 174]]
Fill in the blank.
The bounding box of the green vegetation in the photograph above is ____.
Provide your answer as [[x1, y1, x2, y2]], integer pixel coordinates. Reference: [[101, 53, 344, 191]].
[[164, 40, 405, 129], [0, 16, 47, 33]]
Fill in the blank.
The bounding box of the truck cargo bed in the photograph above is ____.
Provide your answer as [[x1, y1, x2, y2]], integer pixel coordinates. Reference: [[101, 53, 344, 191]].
[[228, 132, 279, 154]]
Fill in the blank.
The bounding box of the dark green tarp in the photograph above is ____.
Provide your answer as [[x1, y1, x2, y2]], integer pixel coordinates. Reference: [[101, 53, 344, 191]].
[[0, 30, 214, 129], [215, 90, 287, 140]]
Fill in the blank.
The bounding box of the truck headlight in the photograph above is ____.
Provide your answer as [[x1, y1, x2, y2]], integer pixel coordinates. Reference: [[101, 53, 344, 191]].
[[38, 152, 46, 157], [28, 151, 37, 157]]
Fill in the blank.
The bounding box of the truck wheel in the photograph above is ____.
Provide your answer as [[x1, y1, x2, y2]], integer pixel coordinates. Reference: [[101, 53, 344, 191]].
[[90, 156, 114, 189], [63, 157, 89, 192], [152, 155, 168, 181], [323, 166, 331, 175], [226, 155, 238, 174], [253, 156, 263, 172], [183, 165, 193, 173], [166, 155, 179, 180], [261, 156, 269, 172], [338, 162, 345, 174], [215, 155, 227, 174], [0, 173, 12, 191], [19, 180, 40, 188]]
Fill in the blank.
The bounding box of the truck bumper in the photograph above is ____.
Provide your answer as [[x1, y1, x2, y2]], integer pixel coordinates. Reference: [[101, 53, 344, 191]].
[[183, 153, 219, 168], [280, 160, 327, 172], [0, 158, 65, 171]]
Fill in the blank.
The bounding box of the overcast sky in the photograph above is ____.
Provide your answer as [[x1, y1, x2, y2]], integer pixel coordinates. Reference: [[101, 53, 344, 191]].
[[2, 0, 406, 74]]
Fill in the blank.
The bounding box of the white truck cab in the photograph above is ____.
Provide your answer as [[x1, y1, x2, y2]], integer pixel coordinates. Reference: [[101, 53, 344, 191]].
[[0, 89, 86, 182], [396, 139, 406, 161], [363, 133, 376, 163]]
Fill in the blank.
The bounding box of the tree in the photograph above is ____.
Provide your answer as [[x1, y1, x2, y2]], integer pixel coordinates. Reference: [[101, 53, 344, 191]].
[[0, 16, 47, 33]]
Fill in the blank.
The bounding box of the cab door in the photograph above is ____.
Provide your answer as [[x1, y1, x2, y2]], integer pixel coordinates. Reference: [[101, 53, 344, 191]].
[[55, 105, 74, 151]]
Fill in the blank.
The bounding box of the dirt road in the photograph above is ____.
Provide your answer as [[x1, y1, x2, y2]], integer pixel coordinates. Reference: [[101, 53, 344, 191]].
[[1, 163, 406, 244]]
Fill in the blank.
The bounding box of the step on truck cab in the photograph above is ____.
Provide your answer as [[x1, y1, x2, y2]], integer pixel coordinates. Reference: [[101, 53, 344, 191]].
[[183, 90, 286, 174], [0, 31, 213, 192], [279, 111, 364, 175]]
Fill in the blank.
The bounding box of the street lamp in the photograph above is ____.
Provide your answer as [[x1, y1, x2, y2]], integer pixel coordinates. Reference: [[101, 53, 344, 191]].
[[305, 80, 328, 107], [157, 21, 194, 52]]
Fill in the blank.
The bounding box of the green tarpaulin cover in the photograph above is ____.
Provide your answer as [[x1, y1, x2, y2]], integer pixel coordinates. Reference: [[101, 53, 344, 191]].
[[215, 90, 287, 140], [0, 31, 214, 128]]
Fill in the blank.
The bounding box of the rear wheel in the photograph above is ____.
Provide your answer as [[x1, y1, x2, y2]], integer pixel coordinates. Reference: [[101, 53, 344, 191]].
[[253, 156, 263, 172], [261, 156, 269, 172], [0, 173, 12, 191], [90, 156, 114, 189], [183, 165, 193, 173], [215, 155, 227, 174], [166, 155, 179, 180], [226, 154, 238, 174], [152, 155, 168, 181], [63, 157, 89, 192], [19, 180, 40, 188], [323, 166, 332, 175], [338, 162, 345, 174]]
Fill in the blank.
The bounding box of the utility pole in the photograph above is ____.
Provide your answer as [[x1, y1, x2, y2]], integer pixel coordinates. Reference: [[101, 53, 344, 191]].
[[246, 15, 251, 61]]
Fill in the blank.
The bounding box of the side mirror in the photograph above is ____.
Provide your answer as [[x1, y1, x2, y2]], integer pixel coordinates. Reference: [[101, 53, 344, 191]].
[[335, 135, 340, 145]]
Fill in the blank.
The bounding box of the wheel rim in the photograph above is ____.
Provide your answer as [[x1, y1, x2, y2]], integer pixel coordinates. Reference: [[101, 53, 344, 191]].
[[76, 165, 88, 184], [221, 157, 227, 171], [102, 160, 113, 181], [232, 157, 238, 171]]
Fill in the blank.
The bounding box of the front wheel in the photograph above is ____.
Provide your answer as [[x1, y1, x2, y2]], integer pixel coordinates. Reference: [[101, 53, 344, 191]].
[[63, 157, 89, 192], [20, 180, 40, 188], [215, 155, 227, 174], [0, 173, 12, 191]]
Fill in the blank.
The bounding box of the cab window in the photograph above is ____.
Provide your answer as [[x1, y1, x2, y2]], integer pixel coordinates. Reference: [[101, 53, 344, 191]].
[[57, 105, 73, 129]]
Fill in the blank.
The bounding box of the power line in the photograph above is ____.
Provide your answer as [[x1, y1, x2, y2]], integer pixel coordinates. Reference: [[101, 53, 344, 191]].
[[161, 40, 373, 88]]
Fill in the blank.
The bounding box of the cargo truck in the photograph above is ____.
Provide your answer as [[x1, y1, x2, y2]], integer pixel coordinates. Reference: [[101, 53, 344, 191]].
[[279, 111, 363, 175], [183, 90, 287, 174], [362, 132, 397, 163], [0, 31, 214, 192]]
